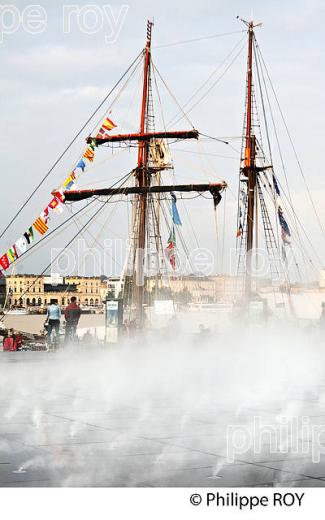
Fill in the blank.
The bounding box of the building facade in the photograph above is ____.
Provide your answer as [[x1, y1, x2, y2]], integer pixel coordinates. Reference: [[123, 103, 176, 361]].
[[0, 273, 269, 309], [1, 274, 107, 309], [147, 275, 245, 303]]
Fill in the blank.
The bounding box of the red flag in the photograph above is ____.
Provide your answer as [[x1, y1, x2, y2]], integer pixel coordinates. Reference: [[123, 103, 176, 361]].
[[49, 197, 59, 210], [101, 117, 116, 132], [96, 128, 109, 139], [0, 253, 9, 271], [40, 206, 49, 224], [164, 242, 175, 271], [49, 196, 64, 214], [52, 191, 65, 204]]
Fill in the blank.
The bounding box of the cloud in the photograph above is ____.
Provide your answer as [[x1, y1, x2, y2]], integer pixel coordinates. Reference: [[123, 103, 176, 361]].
[[3, 44, 126, 85]]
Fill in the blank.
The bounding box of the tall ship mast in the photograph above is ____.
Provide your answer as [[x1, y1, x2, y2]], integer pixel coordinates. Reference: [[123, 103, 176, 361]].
[[243, 19, 260, 298], [63, 20, 227, 328], [236, 18, 296, 310]]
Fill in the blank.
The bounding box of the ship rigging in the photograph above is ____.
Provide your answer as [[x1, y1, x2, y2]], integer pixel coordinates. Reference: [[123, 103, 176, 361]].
[[64, 21, 227, 327], [0, 18, 324, 330]]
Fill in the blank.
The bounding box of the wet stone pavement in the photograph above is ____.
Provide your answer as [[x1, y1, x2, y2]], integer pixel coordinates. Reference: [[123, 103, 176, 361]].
[[1, 347, 325, 487]]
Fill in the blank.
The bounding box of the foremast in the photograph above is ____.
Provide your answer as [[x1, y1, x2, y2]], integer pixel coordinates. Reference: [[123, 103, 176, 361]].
[[68, 20, 227, 329]]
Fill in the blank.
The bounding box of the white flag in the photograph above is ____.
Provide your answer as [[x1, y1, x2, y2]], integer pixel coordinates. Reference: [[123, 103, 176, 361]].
[[15, 236, 28, 254]]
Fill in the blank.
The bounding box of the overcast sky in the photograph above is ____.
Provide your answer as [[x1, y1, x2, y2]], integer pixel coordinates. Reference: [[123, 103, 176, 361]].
[[1, 0, 325, 281]]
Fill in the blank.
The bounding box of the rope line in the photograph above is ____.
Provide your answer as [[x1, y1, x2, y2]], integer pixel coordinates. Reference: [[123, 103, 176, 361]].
[[154, 30, 245, 49], [0, 170, 134, 323], [0, 51, 143, 242], [256, 41, 325, 248]]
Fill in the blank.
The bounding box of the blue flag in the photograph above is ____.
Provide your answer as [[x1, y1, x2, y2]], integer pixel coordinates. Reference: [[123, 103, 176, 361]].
[[278, 207, 290, 237], [65, 180, 75, 190], [76, 159, 86, 172], [171, 193, 182, 226]]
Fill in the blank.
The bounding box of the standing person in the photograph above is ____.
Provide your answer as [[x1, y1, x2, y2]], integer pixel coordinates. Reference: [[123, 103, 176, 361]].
[[45, 299, 61, 347], [3, 329, 15, 351], [64, 296, 81, 342], [13, 330, 23, 351]]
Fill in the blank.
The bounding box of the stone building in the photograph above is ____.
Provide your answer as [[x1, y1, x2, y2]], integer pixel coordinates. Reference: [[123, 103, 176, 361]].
[[0, 274, 107, 309], [147, 275, 245, 303], [0, 273, 251, 309], [107, 276, 124, 299]]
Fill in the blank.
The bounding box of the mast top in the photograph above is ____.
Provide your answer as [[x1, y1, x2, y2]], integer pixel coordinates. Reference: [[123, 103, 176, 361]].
[[237, 16, 262, 32], [146, 20, 154, 47]]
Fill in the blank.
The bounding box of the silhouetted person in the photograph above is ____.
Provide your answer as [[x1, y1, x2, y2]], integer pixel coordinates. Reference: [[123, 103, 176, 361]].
[[64, 296, 81, 342], [45, 299, 61, 344]]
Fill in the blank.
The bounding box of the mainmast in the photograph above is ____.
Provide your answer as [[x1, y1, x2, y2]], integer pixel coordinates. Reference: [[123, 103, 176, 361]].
[[237, 18, 295, 310], [240, 19, 262, 299], [134, 20, 153, 327], [244, 21, 256, 298]]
